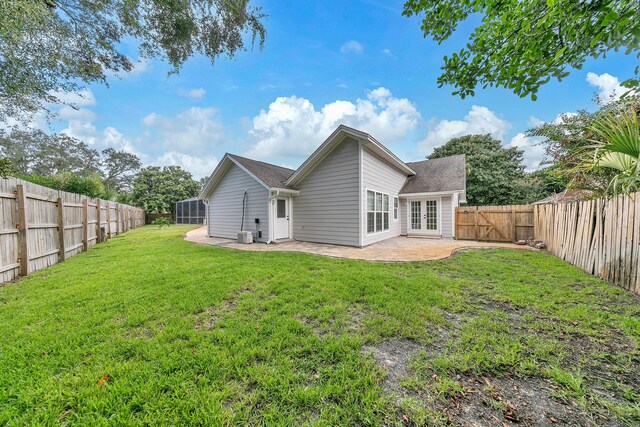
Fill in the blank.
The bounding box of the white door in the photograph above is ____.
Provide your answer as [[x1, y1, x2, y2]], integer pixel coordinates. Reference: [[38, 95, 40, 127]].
[[409, 199, 439, 235], [274, 198, 290, 239]]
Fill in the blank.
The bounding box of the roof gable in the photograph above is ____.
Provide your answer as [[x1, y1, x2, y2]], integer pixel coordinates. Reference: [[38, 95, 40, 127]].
[[199, 153, 295, 199], [400, 155, 466, 194], [285, 125, 415, 186]]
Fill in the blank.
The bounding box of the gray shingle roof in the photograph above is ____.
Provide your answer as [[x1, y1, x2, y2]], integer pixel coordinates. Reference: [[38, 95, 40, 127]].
[[227, 154, 295, 188], [400, 155, 466, 194]]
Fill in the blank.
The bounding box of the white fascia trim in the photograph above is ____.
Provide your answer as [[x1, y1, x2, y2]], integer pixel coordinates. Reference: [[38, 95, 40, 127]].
[[227, 158, 271, 191], [284, 124, 415, 186], [199, 156, 231, 199], [362, 136, 415, 176], [270, 187, 300, 196], [399, 190, 463, 197]]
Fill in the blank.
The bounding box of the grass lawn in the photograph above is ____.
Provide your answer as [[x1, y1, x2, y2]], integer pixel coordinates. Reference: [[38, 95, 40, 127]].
[[1, 225, 639, 426]]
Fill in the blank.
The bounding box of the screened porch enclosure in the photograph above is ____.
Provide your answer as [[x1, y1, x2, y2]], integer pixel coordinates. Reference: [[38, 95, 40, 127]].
[[176, 198, 207, 225]]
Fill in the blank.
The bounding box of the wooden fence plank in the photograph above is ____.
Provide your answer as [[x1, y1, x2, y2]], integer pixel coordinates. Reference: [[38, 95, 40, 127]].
[[16, 185, 29, 276], [0, 177, 145, 284]]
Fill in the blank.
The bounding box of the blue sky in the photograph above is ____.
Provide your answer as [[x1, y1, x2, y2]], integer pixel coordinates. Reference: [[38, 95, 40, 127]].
[[39, 0, 636, 178]]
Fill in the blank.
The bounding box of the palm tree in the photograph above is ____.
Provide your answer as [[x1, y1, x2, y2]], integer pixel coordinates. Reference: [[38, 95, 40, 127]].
[[581, 109, 640, 195]]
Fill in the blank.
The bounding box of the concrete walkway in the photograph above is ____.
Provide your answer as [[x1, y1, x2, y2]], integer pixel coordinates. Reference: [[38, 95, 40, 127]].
[[185, 227, 533, 262]]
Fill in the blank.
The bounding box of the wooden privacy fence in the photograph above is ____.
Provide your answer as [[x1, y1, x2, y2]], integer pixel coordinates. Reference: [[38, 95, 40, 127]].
[[534, 193, 640, 295], [455, 205, 535, 243], [0, 177, 144, 284]]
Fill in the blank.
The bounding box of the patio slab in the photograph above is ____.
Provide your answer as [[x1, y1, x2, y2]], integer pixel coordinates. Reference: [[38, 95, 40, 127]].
[[184, 227, 534, 262]]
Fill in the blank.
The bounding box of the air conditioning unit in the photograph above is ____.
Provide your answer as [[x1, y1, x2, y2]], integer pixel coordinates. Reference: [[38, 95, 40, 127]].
[[237, 231, 253, 244]]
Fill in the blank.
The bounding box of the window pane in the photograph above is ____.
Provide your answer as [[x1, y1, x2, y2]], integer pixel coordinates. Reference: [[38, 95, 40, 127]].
[[277, 199, 286, 218], [198, 200, 206, 217], [383, 194, 389, 211], [411, 201, 421, 230], [367, 191, 375, 211], [367, 212, 375, 233], [425, 200, 437, 230], [376, 212, 382, 231], [376, 193, 382, 212], [190, 200, 197, 218], [383, 212, 389, 230], [177, 203, 183, 217], [393, 197, 398, 220]]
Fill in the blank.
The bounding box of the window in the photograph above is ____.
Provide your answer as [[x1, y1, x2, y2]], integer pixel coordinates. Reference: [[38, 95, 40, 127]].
[[277, 199, 287, 218], [367, 190, 390, 234], [393, 197, 398, 221]]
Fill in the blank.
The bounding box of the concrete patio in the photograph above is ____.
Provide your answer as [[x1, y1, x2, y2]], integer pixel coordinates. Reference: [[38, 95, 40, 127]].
[[185, 227, 533, 262]]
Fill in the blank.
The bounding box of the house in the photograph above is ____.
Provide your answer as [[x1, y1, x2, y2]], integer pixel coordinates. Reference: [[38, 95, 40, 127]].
[[199, 125, 466, 247]]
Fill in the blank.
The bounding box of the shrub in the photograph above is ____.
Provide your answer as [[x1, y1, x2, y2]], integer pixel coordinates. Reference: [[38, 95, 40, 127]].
[[151, 217, 173, 229]]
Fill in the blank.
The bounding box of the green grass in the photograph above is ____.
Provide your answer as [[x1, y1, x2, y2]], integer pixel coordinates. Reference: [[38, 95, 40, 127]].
[[0, 225, 638, 426]]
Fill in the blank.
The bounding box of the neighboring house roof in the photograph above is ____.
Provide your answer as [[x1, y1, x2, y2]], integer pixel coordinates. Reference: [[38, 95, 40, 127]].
[[226, 154, 294, 189], [531, 189, 594, 205], [400, 155, 466, 194], [285, 125, 416, 186]]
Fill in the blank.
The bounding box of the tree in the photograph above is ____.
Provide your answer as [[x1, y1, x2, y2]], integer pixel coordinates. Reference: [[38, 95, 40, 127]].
[[0, 0, 266, 121], [0, 158, 13, 178], [0, 129, 100, 175], [0, 129, 141, 193], [578, 110, 640, 194], [428, 134, 528, 205], [131, 166, 199, 214], [529, 96, 639, 194], [101, 148, 142, 193], [403, 0, 640, 100], [17, 172, 106, 198]]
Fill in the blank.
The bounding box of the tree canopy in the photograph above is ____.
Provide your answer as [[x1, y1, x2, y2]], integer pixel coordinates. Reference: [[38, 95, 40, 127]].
[[428, 134, 530, 205], [0, 128, 141, 194], [403, 0, 640, 99], [131, 166, 200, 213], [0, 0, 266, 120], [528, 96, 639, 195]]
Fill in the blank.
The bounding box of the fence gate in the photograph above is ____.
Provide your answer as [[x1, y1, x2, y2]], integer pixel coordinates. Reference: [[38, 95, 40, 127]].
[[455, 205, 534, 243]]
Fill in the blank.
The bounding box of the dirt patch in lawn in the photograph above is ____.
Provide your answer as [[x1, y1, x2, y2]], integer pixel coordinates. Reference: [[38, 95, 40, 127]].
[[363, 338, 423, 396], [194, 287, 250, 331], [441, 374, 626, 427]]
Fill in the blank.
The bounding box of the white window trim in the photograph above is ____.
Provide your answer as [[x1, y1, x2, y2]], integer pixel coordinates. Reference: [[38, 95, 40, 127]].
[[393, 196, 399, 222], [366, 188, 391, 235]]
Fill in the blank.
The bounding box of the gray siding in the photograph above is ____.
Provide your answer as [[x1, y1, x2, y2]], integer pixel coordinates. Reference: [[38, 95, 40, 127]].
[[208, 163, 269, 242], [361, 147, 409, 246], [440, 195, 453, 238], [292, 137, 360, 246]]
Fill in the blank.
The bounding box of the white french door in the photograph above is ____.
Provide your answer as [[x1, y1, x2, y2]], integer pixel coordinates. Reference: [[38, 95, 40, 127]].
[[409, 199, 439, 235]]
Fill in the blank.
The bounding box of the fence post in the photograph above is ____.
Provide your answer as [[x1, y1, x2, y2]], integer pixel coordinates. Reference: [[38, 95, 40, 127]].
[[106, 202, 112, 239], [116, 205, 121, 235], [16, 184, 30, 276], [96, 199, 102, 243], [474, 207, 479, 241], [57, 197, 66, 262], [511, 206, 517, 242], [82, 199, 88, 251]]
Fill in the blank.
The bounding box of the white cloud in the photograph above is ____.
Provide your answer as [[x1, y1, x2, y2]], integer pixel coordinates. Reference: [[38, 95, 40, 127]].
[[105, 59, 150, 79], [340, 40, 363, 54], [509, 133, 546, 171], [420, 106, 510, 154], [586, 72, 624, 103], [51, 88, 97, 107], [381, 48, 396, 59], [245, 87, 420, 162], [179, 88, 206, 100], [141, 107, 224, 152], [156, 151, 219, 179]]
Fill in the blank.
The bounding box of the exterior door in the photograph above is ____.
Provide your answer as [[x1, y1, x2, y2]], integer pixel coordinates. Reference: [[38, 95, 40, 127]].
[[409, 199, 439, 235], [274, 198, 290, 239]]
